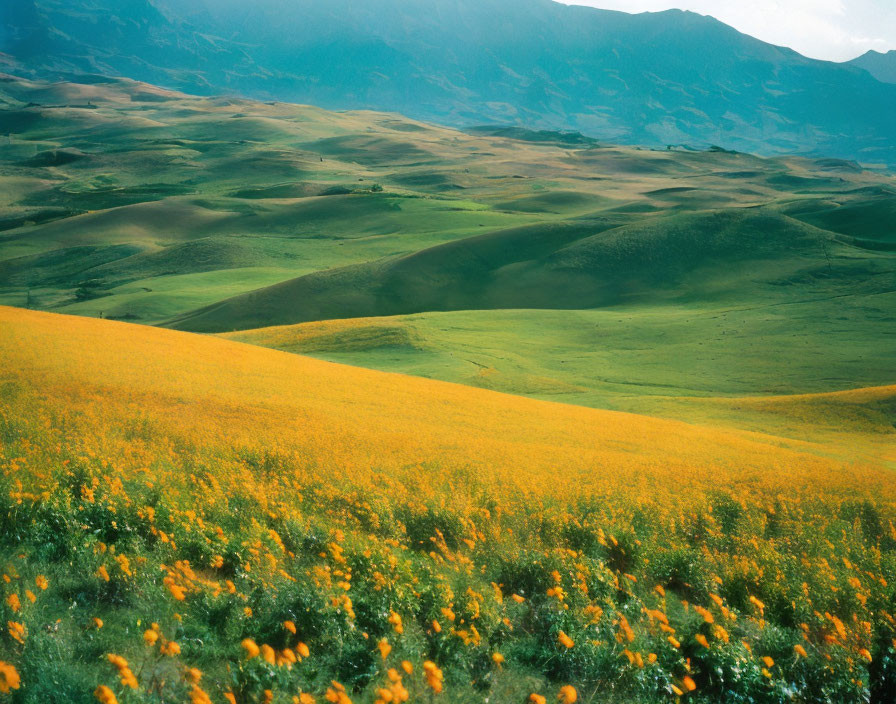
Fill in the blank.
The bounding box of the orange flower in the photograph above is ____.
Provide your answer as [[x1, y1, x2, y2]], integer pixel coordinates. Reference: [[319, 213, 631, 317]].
[[260, 644, 276, 665], [242, 638, 260, 659], [492, 652, 505, 667], [106, 654, 138, 689], [96, 566, 110, 582], [93, 685, 117, 704], [189, 686, 213, 704], [557, 685, 577, 703], [325, 681, 352, 704], [5, 594, 20, 613], [682, 676, 697, 692], [761, 656, 774, 668], [529, 695, 547, 704], [143, 629, 159, 646], [297, 642, 310, 658], [93, 618, 104, 629], [377, 638, 391, 660], [557, 631, 574, 649], [7, 621, 25, 644], [401, 660, 413, 674], [794, 644, 808, 658], [693, 606, 714, 624], [423, 661, 444, 694], [35, 575, 48, 590], [388, 610, 403, 634], [0, 662, 21, 694], [284, 620, 297, 634], [185, 667, 202, 684]]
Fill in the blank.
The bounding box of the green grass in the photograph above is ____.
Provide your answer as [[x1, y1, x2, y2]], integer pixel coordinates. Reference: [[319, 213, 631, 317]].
[[170, 207, 895, 332], [3, 73, 895, 333], [52, 268, 301, 324]]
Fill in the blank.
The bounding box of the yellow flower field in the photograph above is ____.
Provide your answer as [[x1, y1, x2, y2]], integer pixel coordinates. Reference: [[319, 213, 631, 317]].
[[1, 305, 894, 703]]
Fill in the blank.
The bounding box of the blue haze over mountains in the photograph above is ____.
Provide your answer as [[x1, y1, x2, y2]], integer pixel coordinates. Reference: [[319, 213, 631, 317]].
[[2, 0, 896, 165]]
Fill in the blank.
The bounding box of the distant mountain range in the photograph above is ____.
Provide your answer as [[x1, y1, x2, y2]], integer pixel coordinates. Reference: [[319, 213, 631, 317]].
[[3, 0, 896, 165], [849, 50, 896, 84]]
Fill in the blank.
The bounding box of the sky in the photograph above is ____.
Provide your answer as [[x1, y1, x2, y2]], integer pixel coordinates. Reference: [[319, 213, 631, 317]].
[[561, 0, 896, 62]]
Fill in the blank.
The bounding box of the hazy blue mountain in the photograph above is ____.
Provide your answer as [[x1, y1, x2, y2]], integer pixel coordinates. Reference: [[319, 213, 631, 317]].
[[849, 50, 896, 84], [3, 0, 896, 165]]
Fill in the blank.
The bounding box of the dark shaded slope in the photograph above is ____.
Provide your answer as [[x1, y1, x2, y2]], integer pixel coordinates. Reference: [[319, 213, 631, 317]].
[[167, 219, 618, 331], [167, 210, 886, 332], [783, 195, 896, 250]]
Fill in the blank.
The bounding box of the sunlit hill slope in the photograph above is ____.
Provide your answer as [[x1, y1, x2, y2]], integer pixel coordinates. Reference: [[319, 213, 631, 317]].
[[4, 305, 875, 496], [1, 305, 895, 702]]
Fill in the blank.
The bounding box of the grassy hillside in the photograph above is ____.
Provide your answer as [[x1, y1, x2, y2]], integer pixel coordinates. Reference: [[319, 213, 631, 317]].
[[0, 74, 541, 322], [173, 208, 895, 332], [217, 295, 895, 402], [2, 74, 895, 332], [220, 294, 896, 453], [2, 306, 895, 703], [1, 73, 893, 460]]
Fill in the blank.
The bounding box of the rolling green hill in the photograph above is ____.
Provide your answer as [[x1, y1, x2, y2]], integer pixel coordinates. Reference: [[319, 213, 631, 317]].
[[170, 209, 893, 332], [1, 73, 894, 436], [218, 297, 896, 456], [6, 70, 890, 328]]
